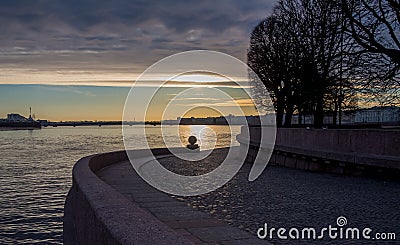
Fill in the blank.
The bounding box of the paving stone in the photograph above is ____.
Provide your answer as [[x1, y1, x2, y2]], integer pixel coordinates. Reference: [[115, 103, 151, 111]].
[[151, 210, 211, 222], [126, 191, 171, 198], [220, 238, 272, 245], [139, 200, 186, 208], [165, 219, 227, 229], [147, 205, 195, 214], [133, 196, 177, 203], [187, 226, 253, 242]]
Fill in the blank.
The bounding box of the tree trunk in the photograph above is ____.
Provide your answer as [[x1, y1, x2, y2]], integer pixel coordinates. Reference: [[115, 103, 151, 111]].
[[284, 106, 294, 127], [314, 94, 324, 128], [276, 103, 284, 127], [333, 100, 338, 126]]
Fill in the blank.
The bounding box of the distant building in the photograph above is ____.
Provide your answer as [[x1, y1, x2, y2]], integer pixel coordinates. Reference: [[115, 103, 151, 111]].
[[162, 119, 179, 125], [172, 106, 400, 126], [179, 116, 228, 125], [7, 113, 28, 122], [355, 106, 400, 123], [228, 116, 243, 124], [176, 114, 278, 126], [36, 119, 49, 126], [290, 106, 400, 125]]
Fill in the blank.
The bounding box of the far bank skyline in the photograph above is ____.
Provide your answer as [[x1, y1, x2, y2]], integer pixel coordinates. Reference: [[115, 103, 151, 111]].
[[0, 83, 259, 122]]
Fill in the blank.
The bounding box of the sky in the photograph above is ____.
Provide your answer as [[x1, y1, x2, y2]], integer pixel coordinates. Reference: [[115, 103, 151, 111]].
[[0, 0, 276, 121]]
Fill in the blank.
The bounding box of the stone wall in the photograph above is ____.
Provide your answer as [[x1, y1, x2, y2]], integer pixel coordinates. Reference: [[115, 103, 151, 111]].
[[237, 127, 400, 177], [63, 149, 191, 245], [275, 128, 400, 157]]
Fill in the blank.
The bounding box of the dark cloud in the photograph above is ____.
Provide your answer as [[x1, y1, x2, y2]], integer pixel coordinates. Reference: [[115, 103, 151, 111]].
[[0, 0, 276, 81]]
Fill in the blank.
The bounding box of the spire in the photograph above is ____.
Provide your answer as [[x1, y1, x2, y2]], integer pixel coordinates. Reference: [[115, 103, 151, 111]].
[[28, 107, 33, 121]]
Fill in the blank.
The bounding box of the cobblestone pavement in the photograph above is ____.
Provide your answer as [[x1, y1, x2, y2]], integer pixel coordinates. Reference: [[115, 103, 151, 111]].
[[97, 155, 269, 244], [99, 148, 399, 244], [158, 148, 400, 245]]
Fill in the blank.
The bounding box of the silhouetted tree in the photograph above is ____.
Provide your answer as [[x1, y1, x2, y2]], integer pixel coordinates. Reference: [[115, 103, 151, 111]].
[[249, 0, 359, 127], [248, 16, 302, 127], [339, 0, 400, 106], [340, 0, 400, 65], [249, 0, 399, 127]]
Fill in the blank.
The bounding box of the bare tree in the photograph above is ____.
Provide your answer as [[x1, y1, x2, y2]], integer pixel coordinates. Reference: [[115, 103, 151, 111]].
[[249, 0, 359, 127], [249, 0, 400, 127], [340, 0, 400, 65], [339, 0, 400, 106], [248, 16, 302, 127]]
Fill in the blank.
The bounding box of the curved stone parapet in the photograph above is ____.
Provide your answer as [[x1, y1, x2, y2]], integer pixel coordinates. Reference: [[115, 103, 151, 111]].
[[63, 149, 191, 245]]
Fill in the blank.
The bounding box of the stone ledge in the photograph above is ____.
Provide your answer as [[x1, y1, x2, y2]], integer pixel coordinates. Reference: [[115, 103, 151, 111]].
[[63, 149, 192, 245]]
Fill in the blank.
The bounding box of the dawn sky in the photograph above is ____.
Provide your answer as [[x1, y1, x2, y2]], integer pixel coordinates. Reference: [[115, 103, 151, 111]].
[[0, 0, 276, 121]]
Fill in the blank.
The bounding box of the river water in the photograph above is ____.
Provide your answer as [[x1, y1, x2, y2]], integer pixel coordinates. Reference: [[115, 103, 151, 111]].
[[0, 125, 240, 244]]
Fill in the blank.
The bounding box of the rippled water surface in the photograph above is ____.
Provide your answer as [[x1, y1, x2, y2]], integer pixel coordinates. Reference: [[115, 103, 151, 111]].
[[0, 125, 240, 244]]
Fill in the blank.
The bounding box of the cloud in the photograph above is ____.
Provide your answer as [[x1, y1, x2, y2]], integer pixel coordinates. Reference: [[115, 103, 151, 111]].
[[37, 85, 96, 96], [0, 0, 276, 85], [173, 99, 256, 108]]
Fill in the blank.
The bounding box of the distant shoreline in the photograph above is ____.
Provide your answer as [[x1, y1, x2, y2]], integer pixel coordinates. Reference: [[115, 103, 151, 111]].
[[0, 127, 41, 131], [0, 121, 41, 130]]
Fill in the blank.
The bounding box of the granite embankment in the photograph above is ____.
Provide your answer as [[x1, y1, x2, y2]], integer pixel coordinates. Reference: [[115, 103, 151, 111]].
[[238, 127, 400, 177], [63, 149, 192, 244]]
